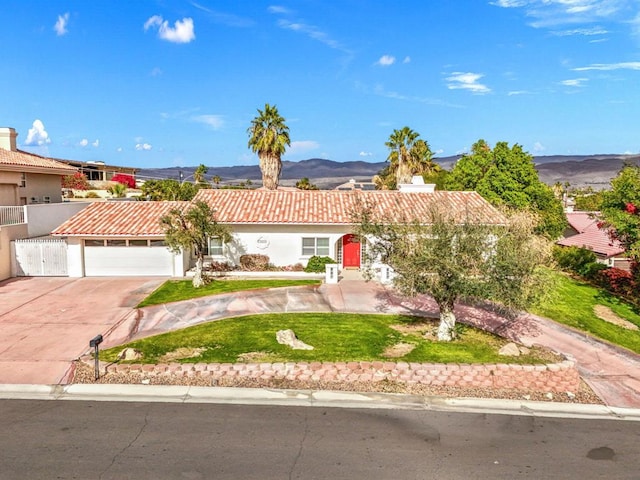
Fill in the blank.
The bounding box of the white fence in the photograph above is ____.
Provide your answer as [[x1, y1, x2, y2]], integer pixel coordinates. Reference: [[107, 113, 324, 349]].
[[11, 238, 68, 276], [0, 206, 25, 226]]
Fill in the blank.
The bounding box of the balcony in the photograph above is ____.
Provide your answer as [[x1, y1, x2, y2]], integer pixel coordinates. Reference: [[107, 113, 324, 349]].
[[0, 206, 25, 226]]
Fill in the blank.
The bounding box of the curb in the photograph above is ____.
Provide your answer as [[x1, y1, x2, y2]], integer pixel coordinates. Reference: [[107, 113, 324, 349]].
[[0, 383, 639, 421]]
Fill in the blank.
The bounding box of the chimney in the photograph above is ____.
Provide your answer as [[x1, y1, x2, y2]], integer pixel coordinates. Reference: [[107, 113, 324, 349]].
[[0, 127, 18, 151], [398, 175, 436, 193]]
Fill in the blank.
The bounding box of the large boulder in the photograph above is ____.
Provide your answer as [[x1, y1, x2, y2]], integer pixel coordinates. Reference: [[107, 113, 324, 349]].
[[276, 329, 314, 350]]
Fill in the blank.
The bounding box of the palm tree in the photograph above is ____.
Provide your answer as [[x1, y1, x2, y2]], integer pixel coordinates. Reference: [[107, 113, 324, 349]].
[[108, 182, 127, 198], [385, 126, 420, 186], [247, 103, 290, 190], [295, 177, 318, 190], [212, 175, 221, 188], [194, 164, 210, 187]]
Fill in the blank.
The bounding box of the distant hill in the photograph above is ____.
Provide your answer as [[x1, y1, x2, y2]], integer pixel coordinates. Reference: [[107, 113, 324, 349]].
[[137, 154, 640, 190]]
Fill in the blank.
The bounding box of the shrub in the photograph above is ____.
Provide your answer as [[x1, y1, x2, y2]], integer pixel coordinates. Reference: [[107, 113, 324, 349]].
[[85, 191, 100, 198], [582, 262, 608, 280], [283, 263, 305, 272], [553, 245, 597, 275], [596, 268, 635, 296], [111, 173, 136, 188], [239, 254, 270, 271], [206, 261, 235, 273], [62, 172, 90, 190], [304, 255, 336, 273]]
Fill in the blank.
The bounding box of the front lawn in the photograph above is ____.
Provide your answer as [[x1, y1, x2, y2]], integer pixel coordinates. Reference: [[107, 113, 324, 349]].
[[101, 313, 556, 365], [138, 278, 321, 307], [532, 272, 640, 354]]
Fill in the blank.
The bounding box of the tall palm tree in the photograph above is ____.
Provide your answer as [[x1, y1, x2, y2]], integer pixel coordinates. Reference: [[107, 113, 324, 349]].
[[385, 126, 420, 186], [247, 103, 290, 190], [212, 175, 221, 188]]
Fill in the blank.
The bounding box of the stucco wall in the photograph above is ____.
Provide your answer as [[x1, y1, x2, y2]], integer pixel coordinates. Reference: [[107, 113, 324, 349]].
[[0, 223, 28, 280], [20, 173, 63, 204], [223, 224, 353, 267], [26, 202, 90, 237]]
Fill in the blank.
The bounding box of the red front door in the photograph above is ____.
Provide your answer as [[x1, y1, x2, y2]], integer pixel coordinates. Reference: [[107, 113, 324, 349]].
[[342, 234, 361, 268]]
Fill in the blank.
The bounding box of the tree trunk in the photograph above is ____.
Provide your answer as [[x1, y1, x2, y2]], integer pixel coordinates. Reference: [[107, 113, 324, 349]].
[[437, 302, 457, 341], [192, 256, 205, 288], [260, 152, 281, 190], [396, 159, 412, 185]]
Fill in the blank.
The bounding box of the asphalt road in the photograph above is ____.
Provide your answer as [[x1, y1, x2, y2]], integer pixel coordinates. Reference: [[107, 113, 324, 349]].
[[1, 400, 637, 479]]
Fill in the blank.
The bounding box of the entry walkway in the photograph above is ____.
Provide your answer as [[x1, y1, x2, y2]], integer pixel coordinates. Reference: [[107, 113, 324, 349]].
[[108, 279, 640, 409]]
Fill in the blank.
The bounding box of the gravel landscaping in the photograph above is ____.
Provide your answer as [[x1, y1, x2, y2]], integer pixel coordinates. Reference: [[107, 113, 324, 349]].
[[71, 360, 603, 404]]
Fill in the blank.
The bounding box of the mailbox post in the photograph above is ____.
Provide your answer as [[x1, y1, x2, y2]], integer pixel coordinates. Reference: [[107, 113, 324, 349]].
[[89, 334, 103, 380]]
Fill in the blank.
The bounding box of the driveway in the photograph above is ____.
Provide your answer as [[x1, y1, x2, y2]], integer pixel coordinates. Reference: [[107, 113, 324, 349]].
[[0, 277, 163, 384]]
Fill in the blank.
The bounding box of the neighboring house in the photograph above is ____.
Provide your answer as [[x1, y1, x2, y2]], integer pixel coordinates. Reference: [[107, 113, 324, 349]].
[[55, 159, 137, 183], [334, 179, 377, 191], [557, 211, 630, 270], [0, 126, 89, 280], [51, 184, 505, 277]]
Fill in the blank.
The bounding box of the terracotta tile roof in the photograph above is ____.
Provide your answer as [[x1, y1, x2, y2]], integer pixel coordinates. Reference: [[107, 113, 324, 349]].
[[52, 201, 188, 236], [0, 148, 77, 174], [558, 211, 625, 257], [193, 189, 506, 225]]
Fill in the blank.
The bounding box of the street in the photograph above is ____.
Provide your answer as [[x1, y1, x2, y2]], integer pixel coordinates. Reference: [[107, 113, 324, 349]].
[[0, 400, 637, 479]]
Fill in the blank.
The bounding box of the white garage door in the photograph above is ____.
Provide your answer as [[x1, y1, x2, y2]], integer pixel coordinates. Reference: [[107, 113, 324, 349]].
[[84, 239, 175, 276]]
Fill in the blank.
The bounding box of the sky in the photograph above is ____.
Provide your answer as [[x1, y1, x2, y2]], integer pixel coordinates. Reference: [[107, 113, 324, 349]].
[[2, 0, 640, 169]]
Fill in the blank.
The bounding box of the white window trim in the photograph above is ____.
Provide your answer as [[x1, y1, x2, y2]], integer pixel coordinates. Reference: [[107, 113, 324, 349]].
[[302, 237, 330, 257]]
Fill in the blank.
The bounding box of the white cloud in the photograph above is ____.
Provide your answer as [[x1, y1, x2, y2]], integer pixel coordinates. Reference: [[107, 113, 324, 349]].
[[561, 78, 588, 87], [573, 61, 640, 71], [24, 120, 51, 146], [376, 55, 396, 66], [403, 56, 411, 64], [288, 140, 319, 155], [54, 12, 70, 36], [116, 147, 123, 153], [276, 19, 348, 53], [359, 151, 372, 157], [150, 67, 163, 76], [135, 143, 153, 151], [92, 139, 99, 147], [191, 114, 225, 130], [144, 15, 195, 44], [533, 141, 546, 153], [445, 72, 491, 94], [79, 138, 88, 147], [508, 90, 533, 95], [267, 5, 292, 14], [551, 26, 609, 36]]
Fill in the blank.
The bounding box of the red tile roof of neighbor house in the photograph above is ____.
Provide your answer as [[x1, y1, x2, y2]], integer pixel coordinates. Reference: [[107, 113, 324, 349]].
[[52, 201, 188, 237], [0, 148, 77, 174], [557, 211, 625, 257], [52, 189, 506, 237]]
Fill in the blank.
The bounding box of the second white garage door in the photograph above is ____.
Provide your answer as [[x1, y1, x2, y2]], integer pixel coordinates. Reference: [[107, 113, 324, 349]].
[[84, 239, 175, 276]]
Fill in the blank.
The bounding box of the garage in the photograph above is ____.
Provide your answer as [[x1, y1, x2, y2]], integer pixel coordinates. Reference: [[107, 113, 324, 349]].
[[83, 239, 176, 276]]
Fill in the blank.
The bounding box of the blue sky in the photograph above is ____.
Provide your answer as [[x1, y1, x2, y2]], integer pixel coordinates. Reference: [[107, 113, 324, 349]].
[[2, 1, 640, 169]]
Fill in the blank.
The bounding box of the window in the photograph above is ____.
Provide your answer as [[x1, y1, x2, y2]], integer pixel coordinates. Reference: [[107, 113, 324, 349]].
[[302, 237, 330, 256], [43, 196, 51, 204], [129, 240, 148, 247], [106, 239, 126, 247], [20, 173, 26, 188], [207, 237, 224, 256], [85, 240, 105, 247], [149, 239, 166, 247]]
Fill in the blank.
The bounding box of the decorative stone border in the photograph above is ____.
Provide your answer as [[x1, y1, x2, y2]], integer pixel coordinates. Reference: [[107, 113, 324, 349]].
[[96, 358, 580, 393]]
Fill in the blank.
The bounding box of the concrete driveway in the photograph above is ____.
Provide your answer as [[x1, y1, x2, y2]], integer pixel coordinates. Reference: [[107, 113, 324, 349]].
[[0, 277, 163, 384]]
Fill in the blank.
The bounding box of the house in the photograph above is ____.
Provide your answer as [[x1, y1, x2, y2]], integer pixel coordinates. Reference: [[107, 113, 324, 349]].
[[55, 158, 137, 184], [0, 127, 86, 280], [51, 185, 505, 277], [557, 211, 630, 270], [0, 127, 77, 205]]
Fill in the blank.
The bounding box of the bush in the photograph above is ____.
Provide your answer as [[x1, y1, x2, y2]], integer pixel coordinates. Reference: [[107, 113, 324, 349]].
[[582, 262, 608, 280], [111, 173, 136, 188], [206, 261, 235, 273], [553, 245, 597, 275], [596, 268, 635, 296], [85, 191, 100, 198], [62, 172, 90, 190], [304, 256, 336, 273], [239, 254, 270, 271]]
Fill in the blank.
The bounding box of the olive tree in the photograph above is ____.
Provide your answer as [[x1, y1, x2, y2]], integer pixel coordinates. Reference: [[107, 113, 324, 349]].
[[161, 200, 232, 288], [353, 202, 552, 341]]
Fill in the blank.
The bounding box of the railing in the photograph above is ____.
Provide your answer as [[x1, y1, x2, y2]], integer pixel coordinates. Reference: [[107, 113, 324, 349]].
[[0, 206, 26, 226]]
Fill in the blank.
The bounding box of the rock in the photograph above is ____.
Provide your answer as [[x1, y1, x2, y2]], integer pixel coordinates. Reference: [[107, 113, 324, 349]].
[[545, 392, 554, 400], [276, 329, 314, 350], [141, 379, 150, 385], [518, 346, 531, 355], [498, 342, 521, 357], [118, 348, 143, 361], [566, 391, 576, 400]]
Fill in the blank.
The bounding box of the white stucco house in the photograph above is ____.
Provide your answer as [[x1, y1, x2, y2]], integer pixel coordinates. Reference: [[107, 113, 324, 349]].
[[51, 185, 505, 277]]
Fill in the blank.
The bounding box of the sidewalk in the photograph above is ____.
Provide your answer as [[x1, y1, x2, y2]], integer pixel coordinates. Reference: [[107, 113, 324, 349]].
[[111, 278, 640, 409]]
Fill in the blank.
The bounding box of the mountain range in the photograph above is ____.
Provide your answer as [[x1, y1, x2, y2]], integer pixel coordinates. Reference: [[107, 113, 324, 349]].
[[137, 154, 640, 190]]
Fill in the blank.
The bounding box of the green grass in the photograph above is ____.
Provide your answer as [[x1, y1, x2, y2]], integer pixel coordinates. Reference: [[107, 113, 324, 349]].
[[101, 313, 554, 365], [137, 278, 322, 307], [532, 272, 640, 354]]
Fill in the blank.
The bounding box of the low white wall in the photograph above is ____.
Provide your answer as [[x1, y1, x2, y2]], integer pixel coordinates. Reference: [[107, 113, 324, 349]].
[[0, 223, 28, 281], [26, 202, 90, 237]]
